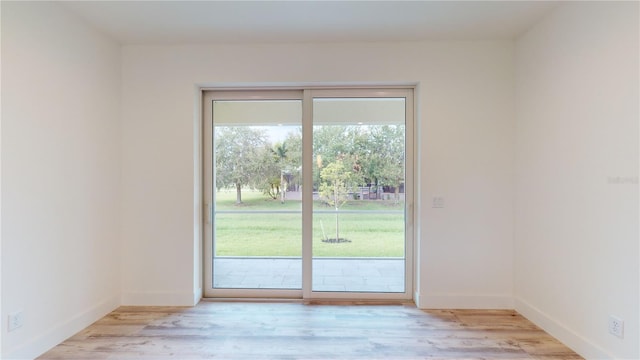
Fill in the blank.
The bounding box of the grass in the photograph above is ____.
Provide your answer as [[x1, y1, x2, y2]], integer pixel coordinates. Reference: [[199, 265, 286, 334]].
[[214, 190, 405, 257]]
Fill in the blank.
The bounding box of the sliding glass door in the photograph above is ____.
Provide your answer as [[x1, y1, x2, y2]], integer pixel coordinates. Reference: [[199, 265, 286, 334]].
[[203, 88, 413, 299]]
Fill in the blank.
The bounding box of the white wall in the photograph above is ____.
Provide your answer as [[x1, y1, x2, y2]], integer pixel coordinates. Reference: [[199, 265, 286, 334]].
[[120, 41, 516, 308], [0, 3, 4, 357], [1, 2, 122, 358], [514, 2, 639, 359]]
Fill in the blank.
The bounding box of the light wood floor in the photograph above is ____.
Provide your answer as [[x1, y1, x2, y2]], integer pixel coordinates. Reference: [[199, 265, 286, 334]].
[[38, 301, 582, 359]]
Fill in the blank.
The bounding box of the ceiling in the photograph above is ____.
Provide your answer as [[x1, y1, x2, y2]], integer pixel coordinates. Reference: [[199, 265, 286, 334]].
[[62, 1, 559, 45]]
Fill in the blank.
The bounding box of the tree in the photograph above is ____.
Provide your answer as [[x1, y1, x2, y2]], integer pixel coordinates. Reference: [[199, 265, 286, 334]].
[[283, 129, 302, 191], [272, 142, 288, 203], [312, 124, 405, 201], [319, 159, 360, 242], [313, 125, 362, 190], [369, 125, 405, 202], [258, 144, 284, 200], [214, 127, 269, 204]]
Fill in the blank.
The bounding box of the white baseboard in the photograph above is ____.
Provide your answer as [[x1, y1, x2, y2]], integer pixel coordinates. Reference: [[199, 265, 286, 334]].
[[416, 293, 514, 309], [515, 297, 611, 360], [5, 295, 120, 360], [413, 291, 420, 307], [122, 291, 199, 306], [193, 287, 202, 304]]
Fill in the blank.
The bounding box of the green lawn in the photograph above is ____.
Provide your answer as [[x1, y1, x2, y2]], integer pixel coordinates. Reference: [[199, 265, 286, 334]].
[[214, 190, 405, 257]]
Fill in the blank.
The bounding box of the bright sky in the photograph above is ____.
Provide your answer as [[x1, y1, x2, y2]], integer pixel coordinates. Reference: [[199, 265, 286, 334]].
[[255, 125, 301, 143]]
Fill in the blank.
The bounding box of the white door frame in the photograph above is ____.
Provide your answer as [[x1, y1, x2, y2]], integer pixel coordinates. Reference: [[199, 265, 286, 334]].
[[203, 86, 415, 300]]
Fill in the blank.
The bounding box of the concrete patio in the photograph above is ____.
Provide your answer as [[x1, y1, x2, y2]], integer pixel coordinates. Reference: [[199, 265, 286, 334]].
[[213, 257, 405, 292]]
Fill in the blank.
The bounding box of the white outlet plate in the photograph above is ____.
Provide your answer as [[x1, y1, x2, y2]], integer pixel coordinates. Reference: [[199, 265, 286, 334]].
[[608, 316, 624, 338], [8, 310, 24, 332], [432, 196, 444, 208]]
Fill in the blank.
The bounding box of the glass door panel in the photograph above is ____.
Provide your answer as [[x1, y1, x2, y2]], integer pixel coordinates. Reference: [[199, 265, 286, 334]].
[[311, 98, 407, 293], [204, 88, 413, 300], [212, 99, 303, 290]]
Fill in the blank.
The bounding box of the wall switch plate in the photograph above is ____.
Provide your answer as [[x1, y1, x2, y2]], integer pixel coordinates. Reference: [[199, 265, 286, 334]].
[[8, 310, 24, 332], [432, 196, 444, 208], [608, 316, 624, 338]]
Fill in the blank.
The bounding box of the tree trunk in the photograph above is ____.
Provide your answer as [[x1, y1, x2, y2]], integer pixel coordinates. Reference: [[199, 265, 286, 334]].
[[334, 192, 339, 240], [335, 211, 339, 241], [235, 183, 242, 204], [280, 173, 285, 204]]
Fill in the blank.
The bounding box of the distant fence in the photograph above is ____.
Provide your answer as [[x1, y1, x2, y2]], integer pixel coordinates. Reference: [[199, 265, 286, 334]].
[[286, 188, 405, 201]]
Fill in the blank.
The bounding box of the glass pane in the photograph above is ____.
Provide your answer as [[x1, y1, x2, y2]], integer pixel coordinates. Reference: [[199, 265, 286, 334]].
[[213, 100, 302, 289], [312, 98, 406, 293]]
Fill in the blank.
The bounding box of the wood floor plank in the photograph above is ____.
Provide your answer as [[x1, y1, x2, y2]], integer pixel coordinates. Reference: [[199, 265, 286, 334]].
[[38, 301, 582, 359]]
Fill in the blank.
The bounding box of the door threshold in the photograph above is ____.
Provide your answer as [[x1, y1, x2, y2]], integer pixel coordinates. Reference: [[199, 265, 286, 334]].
[[200, 297, 414, 306]]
